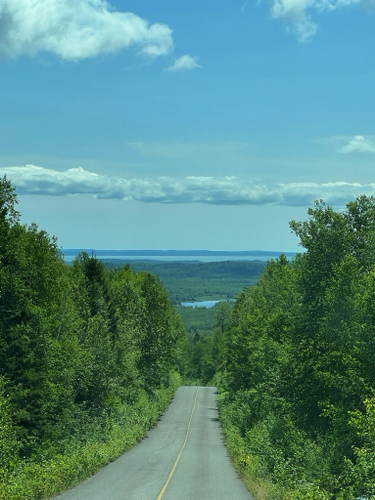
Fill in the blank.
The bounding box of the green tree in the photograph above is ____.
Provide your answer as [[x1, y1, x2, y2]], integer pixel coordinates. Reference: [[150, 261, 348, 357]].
[[137, 272, 183, 392], [0, 376, 19, 476], [218, 197, 375, 496]]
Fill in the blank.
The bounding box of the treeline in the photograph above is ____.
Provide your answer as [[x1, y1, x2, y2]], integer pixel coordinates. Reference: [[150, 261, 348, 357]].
[[104, 260, 266, 280], [175, 302, 233, 385], [0, 177, 187, 499], [217, 196, 375, 499], [117, 260, 266, 304]]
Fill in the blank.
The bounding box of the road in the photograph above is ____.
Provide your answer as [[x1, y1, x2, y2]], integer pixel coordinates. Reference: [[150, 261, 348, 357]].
[[53, 386, 254, 500]]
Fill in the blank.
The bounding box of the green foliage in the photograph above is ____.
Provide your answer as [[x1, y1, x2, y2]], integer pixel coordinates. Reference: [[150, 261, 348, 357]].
[[218, 196, 375, 499], [0, 377, 20, 477], [0, 179, 188, 498], [105, 259, 265, 303], [0, 376, 180, 500], [0, 175, 19, 226], [174, 304, 218, 336], [175, 301, 234, 385]]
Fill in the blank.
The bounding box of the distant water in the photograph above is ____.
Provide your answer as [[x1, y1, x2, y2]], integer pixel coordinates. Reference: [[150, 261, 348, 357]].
[[63, 254, 294, 263], [181, 300, 220, 308]]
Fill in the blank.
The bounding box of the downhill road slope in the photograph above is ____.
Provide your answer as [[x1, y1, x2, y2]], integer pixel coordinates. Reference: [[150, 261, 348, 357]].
[[53, 386, 254, 500]]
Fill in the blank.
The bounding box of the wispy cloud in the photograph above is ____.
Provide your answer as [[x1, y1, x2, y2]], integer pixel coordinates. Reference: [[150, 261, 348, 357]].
[[2, 164, 374, 207], [338, 135, 375, 153], [0, 0, 173, 60], [265, 0, 366, 42], [166, 55, 200, 72]]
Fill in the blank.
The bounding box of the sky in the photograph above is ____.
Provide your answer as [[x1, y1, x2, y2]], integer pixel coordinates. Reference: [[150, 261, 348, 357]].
[[0, 0, 374, 252]]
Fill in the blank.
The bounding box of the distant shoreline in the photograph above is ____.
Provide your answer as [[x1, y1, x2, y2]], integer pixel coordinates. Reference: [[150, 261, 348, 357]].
[[62, 249, 297, 257]]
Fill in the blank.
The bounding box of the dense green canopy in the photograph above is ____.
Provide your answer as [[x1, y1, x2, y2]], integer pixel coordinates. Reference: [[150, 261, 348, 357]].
[[0, 176, 187, 498], [218, 196, 375, 499]]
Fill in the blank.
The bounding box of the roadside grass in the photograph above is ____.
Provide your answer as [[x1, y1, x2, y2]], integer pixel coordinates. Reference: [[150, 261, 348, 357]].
[[0, 375, 180, 500], [219, 420, 280, 500], [217, 394, 332, 500], [219, 422, 331, 500]]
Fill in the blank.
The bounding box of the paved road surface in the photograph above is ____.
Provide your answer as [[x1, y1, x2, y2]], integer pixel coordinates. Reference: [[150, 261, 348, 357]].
[[53, 386, 254, 500]]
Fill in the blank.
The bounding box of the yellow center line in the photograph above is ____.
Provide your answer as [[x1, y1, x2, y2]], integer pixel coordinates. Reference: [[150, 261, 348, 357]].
[[156, 388, 200, 500]]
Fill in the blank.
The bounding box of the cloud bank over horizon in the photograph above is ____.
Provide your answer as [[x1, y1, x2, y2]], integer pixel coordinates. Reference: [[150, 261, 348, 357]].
[[1, 164, 374, 208], [266, 0, 369, 42], [0, 0, 174, 60]]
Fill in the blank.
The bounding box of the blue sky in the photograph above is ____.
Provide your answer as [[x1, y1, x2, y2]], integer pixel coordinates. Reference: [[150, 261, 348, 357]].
[[0, 0, 374, 251]]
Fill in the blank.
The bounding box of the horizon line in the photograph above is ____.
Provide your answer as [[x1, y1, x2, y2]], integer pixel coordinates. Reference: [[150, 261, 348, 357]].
[[62, 249, 298, 255]]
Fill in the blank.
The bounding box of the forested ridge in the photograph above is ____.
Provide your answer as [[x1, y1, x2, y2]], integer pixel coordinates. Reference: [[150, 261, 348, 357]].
[[0, 177, 187, 499], [103, 259, 266, 304], [216, 196, 375, 499]]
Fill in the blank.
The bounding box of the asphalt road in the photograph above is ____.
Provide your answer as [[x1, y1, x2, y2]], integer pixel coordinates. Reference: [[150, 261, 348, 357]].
[[53, 386, 254, 500]]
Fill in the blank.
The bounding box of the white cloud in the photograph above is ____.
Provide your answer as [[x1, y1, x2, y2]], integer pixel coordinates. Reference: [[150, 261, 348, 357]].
[[166, 55, 200, 72], [0, 0, 173, 60], [338, 135, 375, 153], [265, 0, 363, 41], [2, 164, 375, 207], [314, 134, 375, 153]]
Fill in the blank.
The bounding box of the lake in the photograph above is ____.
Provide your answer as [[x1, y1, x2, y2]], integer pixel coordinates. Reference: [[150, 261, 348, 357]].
[[63, 254, 295, 263], [181, 300, 221, 308]]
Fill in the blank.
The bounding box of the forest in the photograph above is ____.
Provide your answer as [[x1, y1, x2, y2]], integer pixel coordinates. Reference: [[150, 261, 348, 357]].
[[103, 259, 266, 304], [0, 177, 188, 499], [3, 171, 375, 500], [215, 196, 375, 499]]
